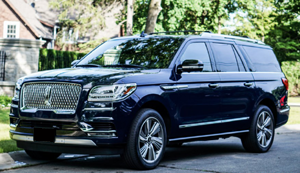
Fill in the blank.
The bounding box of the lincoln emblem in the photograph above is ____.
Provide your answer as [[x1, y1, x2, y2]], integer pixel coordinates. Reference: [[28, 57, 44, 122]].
[[44, 86, 52, 106]]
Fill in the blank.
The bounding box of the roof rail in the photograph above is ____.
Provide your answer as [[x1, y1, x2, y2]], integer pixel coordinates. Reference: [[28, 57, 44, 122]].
[[201, 33, 265, 45], [150, 30, 212, 35]]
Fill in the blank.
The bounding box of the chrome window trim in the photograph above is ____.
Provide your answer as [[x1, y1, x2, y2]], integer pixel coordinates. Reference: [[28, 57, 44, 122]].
[[179, 117, 250, 128], [20, 82, 82, 114], [169, 130, 249, 142]]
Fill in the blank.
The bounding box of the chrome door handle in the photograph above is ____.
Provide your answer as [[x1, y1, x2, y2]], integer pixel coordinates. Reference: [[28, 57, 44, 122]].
[[209, 84, 219, 88], [244, 83, 253, 87]]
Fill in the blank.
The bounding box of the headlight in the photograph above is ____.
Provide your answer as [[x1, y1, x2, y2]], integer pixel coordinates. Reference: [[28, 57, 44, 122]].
[[88, 83, 137, 102], [14, 77, 25, 100]]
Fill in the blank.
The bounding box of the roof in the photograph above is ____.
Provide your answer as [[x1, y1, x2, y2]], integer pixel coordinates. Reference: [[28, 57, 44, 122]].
[[34, 0, 59, 27], [4, 0, 53, 39], [124, 32, 266, 46]]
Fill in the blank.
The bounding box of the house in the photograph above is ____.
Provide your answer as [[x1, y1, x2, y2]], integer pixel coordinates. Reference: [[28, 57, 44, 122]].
[[0, 0, 54, 48], [0, 0, 123, 49]]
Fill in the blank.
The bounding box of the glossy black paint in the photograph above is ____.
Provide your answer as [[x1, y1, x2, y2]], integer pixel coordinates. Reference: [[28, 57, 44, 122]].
[[10, 35, 289, 154]]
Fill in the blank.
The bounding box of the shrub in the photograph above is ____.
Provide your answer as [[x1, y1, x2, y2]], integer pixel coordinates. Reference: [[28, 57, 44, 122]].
[[39, 49, 86, 71], [281, 60, 300, 96], [0, 95, 12, 107]]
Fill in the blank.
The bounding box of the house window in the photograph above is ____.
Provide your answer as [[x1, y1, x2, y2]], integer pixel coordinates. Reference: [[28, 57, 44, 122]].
[[3, 21, 20, 38]]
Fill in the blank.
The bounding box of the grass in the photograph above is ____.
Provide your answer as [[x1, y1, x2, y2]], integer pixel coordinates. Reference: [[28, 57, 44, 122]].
[[288, 96, 300, 103], [0, 108, 21, 153]]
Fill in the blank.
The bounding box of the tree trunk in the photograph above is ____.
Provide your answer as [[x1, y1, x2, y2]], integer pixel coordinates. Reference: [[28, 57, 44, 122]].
[[218, 16, 221, 34], [145, 0, 162, 34], [126, 0, 133, 36]]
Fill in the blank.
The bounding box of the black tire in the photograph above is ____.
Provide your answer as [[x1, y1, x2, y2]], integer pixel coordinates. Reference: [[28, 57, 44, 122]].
[[25, 150, 61, 160], [122, 108, 167, 170], [241, 105, 275, 153]]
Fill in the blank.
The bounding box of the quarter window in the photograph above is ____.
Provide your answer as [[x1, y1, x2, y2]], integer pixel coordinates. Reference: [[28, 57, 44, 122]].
[[3, 21, 20, 38], [179, 43, 212, 72], [242, 46, 281, 72]]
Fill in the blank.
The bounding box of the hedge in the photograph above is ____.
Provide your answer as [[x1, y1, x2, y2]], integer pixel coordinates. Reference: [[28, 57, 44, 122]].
[[39, 49, 86, 71], [281, 60, 300, 96]]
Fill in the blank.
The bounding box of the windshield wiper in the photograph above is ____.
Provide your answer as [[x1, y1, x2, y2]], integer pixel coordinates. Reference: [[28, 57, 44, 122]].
[[76, 64, 102, 68], [103, 64, 146, 69]]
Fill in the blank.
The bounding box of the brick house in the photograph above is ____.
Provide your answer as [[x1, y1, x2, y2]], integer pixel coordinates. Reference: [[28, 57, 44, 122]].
[[0, 0, 53, 47]]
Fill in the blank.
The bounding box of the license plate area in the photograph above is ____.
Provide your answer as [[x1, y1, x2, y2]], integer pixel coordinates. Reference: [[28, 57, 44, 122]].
[[34, 128, 56, 142]]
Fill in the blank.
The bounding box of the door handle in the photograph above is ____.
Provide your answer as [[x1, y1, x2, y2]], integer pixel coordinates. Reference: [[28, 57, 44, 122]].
[[244, 82, 253, 87], [209, 84, 219, 88]]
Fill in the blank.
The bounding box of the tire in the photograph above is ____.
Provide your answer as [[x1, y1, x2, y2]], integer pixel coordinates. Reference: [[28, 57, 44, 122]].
[[241, 105, 275, 153], [122, 108, 167, 170], [25, 150, 61, 160]]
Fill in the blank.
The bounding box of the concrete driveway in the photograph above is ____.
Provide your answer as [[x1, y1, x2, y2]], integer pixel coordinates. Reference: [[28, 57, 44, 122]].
[[1, 125, 300, 173]]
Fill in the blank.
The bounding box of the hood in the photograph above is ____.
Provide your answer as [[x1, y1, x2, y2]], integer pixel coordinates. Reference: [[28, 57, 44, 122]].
[[22, 68, 160, 86]]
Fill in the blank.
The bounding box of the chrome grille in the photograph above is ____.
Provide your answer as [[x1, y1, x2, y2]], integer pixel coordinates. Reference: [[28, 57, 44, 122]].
[[21, 83, 81, 112]]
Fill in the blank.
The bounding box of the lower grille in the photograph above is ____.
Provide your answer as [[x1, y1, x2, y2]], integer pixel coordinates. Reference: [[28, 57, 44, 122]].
[[21, 82, 81, 113]]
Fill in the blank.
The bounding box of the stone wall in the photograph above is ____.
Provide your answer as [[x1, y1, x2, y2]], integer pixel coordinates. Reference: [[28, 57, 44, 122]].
[[0, 38, 45, 96]]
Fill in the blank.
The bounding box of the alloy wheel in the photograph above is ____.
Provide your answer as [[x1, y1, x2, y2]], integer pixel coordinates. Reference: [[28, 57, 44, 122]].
[[256, 111, 273, 148], [138, 117, 164, 163]]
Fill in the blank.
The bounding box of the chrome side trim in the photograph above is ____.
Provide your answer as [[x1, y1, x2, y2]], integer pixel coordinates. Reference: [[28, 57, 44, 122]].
[[12, 134, 97, 146], [161, 85, 188, 90], [179, 117, 250, 128], [11, 104, 18, 108], [55, 138, 97, 146], [280, 108, 290, 113], [169, 130, 249, 142], [83, 107, 115, 111], [86, 130, 116, 133], [93, 117, 114, 120]]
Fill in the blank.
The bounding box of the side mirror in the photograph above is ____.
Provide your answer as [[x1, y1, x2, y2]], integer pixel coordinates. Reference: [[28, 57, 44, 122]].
[[177, 59, 204, 74], [71, 60, 80, 67]]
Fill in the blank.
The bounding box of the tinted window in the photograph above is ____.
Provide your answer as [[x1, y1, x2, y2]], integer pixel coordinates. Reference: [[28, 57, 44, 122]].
[[211, 43, 239, 72], [180, 43, 212, 72], [233, 47, 246, 72], [242, 46, 281, 72], [77, 37, 184, 69]]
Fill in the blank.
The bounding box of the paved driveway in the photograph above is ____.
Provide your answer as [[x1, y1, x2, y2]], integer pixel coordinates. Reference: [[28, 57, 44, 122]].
[[1, 125, 300, 173]]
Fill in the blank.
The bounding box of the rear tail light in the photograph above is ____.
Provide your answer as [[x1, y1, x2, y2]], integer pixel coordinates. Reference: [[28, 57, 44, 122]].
[[280, 95, 286, 106], [282, 78, 288, 91]]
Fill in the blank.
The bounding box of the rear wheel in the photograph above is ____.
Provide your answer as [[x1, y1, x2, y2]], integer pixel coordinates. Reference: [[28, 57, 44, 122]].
[[122, 108, 167, 170], [241, 105, 275, 152], [25, 150, 61, 160]]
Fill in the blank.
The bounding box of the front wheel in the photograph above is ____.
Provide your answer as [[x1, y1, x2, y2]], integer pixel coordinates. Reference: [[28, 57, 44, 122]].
[[122, 108, 167, 170], [241, 105, 275, 153]]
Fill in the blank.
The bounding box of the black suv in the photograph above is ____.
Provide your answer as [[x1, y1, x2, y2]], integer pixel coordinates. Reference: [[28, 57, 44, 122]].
[[9, 32, 289, 169]]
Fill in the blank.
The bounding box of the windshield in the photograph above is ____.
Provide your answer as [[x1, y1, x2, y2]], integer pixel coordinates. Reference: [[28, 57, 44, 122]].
[[76, 37, 184, 69]]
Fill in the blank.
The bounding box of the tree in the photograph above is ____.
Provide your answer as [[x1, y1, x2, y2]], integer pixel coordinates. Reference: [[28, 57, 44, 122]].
[[265, 0, 300, 63], [127, 0, 134, 35], [133, 0, 246, 34], [50, 0, 123, 50], [144, 0, 162, 33]]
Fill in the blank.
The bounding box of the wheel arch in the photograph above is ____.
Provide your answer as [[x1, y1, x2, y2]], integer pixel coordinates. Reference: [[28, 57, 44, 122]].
[[257, 97, 278, 125], [136, 95, 174, 139]]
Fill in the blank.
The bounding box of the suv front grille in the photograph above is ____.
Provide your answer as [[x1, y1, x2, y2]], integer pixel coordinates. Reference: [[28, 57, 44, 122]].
[[21, 83, 81, 113]]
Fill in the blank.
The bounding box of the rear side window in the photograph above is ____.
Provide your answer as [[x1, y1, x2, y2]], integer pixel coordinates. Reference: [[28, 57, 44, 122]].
[[211, 43, 239, 72], [242, 46, 281, 72]]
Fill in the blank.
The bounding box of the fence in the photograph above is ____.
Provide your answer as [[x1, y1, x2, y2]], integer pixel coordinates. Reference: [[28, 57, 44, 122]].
[[0, 51, 6, 81]]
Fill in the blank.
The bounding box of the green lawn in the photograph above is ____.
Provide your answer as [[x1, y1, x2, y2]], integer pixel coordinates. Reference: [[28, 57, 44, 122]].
[[288, 96, 300, 103], [0, 108, 21, 153]]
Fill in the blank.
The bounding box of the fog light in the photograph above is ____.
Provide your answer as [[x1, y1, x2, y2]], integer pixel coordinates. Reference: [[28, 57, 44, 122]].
[[87, 132, 116, 137]]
